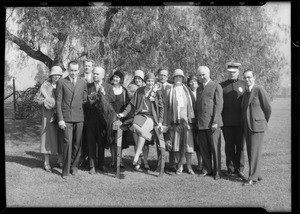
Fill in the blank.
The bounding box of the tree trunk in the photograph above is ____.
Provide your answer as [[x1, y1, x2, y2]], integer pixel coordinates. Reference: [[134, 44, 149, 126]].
[[98, 7, 120, 80]]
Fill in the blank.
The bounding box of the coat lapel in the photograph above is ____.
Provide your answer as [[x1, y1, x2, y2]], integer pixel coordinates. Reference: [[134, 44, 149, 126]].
[[65, 76, 74, 92], [199, 80, 213, 100], [247, 85, 257, 106]]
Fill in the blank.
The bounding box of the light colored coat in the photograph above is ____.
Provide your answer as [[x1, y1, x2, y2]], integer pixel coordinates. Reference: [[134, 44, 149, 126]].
[[35, 80, 60, 154]]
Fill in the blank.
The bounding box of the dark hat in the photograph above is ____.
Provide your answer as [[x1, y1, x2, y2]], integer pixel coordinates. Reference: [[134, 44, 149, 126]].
[[110, 70, 124, 82], [145, 72, 156, 82], [226, 62, 241, 72], [187, 74, 198, 83]]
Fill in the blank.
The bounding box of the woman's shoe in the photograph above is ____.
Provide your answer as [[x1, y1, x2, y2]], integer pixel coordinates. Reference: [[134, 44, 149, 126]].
[[57, 162, 63, 169], [176, 166, 183, 175], [120, 162, 125, 168], [44, 163, 51, 172], [187, 169, 195, 175], [134, 164, 142, 172], [143, 163, 150, 170]]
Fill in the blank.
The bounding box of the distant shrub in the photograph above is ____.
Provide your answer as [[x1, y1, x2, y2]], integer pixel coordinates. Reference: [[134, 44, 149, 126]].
[[15, 82, 42, 119]]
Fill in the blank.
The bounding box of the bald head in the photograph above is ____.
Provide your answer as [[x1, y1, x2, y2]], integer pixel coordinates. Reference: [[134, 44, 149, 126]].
[[93, 66, 105, 82], [197, 66, 211, 84]]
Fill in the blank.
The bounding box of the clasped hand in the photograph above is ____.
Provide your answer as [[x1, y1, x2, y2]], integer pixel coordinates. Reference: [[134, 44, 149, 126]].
[[117, 113, 124, 118], [58, 120, 66, 130]]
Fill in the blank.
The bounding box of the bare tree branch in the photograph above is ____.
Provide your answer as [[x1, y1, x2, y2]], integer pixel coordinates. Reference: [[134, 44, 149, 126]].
[[6, 30, 54, 68]]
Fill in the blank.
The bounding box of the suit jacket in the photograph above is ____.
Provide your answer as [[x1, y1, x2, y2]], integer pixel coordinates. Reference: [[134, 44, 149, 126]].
[[56, 76, 88, 123], [196, 80, 223, 130], [241, 84, 272, 132], [158, 82, 173, 126], [84, 81, 116, 120], [220, 79, 247, 126]]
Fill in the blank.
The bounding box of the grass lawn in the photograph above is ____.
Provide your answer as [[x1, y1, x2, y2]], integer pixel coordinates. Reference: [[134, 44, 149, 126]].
[[4, 97, 291, 210]]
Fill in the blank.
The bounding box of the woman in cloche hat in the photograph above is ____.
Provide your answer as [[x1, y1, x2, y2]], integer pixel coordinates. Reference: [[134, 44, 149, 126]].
[[169, 69, 196, 175], [117, 72, 164, 172], [35, 65, 63, 172]]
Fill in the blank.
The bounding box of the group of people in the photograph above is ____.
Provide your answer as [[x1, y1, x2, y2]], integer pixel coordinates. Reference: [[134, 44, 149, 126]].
[[36, 59, 272, 186]]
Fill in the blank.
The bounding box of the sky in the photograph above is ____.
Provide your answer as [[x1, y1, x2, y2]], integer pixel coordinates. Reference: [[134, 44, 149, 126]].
[[5, 2, 291, 90]]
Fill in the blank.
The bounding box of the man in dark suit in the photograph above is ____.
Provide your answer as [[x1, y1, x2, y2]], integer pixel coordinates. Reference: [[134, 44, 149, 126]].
[[56, 60, 88, 179], [196, 66, 223, 180], [241, 69, 271, 186], [80, 58, 95, 168], [220, 62, 247, 179], [84, 66, 115, 174], [155, 68, 176, 172]]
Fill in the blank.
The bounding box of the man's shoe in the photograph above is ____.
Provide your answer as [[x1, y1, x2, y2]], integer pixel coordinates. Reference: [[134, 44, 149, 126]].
[[89, 167, 96, 175], [236, 172, 247, 180], [258, 177, 262, 181], [99, 166, 108, 173], [243, 180, 256, 186], [198, 171, 208, 177], [168, 166, 177, 172], [62, 175, 69, 180], [71, 168, 78, 175], [226, 170, 234, 176], [214, 175, 220, 180]]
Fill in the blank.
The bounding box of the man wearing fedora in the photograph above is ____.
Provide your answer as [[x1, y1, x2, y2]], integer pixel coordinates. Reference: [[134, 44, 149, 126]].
[[84, 66, 116, 174], [220, 62, 247, 180], [241, 69, 271, 186], [196, 66, 223, 180], [56, 60, 88, 179]]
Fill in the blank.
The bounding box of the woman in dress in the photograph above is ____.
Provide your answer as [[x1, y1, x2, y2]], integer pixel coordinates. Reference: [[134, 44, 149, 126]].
[[125, 70, 151, 170], [169, 69, 196, 175], [35, 66, 63, 172], [109, 70, 130, 168], [187, 74, 202, 172], [118, 72, 164, 171]]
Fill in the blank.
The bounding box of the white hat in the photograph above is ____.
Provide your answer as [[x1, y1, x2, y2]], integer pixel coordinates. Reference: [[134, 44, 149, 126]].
[[49, 66, 63, 77], [171, 69, 186, 81], [226, 62, 241, 72], [134, 70, 144, 80]]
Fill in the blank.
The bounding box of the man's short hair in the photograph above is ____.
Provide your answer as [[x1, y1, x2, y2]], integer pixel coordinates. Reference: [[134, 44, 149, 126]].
[[68, 60, 79, 68], [157, 68, 168, 76], [83, 58, 95, 65], [243, 69, 255, 77]]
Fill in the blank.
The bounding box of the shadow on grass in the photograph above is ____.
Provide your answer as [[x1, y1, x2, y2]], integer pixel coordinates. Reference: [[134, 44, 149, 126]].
[[5, 117, 41, 144], [5, 155, 42, 169]]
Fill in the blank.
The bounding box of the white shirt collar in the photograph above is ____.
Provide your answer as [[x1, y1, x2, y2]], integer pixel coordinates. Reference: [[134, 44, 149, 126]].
[[203, 79, 211, 86], [249, 84, 254, 92]]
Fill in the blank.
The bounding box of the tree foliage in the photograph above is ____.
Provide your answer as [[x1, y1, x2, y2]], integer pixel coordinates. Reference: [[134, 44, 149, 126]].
[[5, 6, 288, 100]]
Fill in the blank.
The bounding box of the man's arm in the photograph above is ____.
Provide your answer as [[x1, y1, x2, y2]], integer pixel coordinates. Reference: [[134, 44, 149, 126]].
[[212, 84, 223, 128], [258, 87, 272, 122]]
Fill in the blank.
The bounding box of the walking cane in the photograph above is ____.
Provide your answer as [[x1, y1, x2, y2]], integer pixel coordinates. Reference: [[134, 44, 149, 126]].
[[154, 126, 167, 177], [113, 119, 123, 179]]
